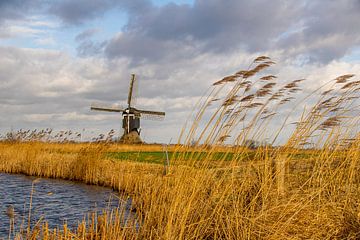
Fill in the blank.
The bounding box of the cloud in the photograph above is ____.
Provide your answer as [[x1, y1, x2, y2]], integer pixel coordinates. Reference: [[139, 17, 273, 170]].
[[47, 0, 152, 25], [35, 37, 57, 46], [104, 0, 301, 63], [3, 0, 354, 65], [76, 40, 107, 57], [2, 44, 359, 143], [0, 47, 116, 137], [0, 1, 45, 39], [48, 0, 115, 25], [277, 0, 360, 63], [0, 17, 58, 41], [75, 28, 101, 42], [1, 24, 44, 39], [0, 1, 36, 23], [1, 0, 359, 64], [102, 0, 360, 65]]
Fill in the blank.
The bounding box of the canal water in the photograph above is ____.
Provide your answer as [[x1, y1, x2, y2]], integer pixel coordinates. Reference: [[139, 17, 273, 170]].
[[0, 172, 131, 238]]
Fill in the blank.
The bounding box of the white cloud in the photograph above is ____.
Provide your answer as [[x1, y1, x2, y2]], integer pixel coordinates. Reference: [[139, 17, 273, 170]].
[[0, 20, 45, 39], [27, 16, 60, 29], [35, 37, 57, 46]]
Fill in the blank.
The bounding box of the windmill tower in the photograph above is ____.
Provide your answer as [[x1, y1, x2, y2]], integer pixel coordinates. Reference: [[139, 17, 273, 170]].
[[90, 74, 165, 143]]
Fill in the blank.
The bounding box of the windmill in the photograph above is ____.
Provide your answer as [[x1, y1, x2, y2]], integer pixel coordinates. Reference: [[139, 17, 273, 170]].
[[90, 74, 165, 143]]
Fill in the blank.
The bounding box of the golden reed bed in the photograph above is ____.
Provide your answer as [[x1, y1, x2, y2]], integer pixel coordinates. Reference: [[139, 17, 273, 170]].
[[1, 141, 360, 239]]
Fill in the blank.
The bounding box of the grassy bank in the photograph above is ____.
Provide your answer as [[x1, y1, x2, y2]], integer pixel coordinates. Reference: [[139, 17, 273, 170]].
[[1, 56, 360, 239]]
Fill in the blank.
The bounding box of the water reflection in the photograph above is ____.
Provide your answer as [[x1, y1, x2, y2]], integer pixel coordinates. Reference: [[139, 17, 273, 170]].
[[0, 173, 130, 237]]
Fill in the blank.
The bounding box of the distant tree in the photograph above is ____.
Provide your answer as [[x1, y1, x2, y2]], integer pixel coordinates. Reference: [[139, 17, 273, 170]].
[[242, 139, 270, 149]]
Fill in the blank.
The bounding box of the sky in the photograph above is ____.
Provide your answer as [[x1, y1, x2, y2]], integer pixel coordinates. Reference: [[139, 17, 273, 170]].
[[0, 0, 359, 144]]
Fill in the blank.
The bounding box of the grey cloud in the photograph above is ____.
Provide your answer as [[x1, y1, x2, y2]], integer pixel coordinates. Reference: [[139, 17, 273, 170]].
[[49, 0, 115, 25], [75, 28, 101, 42], [77, 40, 107, 57], [0, 0, 41, 24], [51, 0, 299, 62], [277, 0, 360, 63], [0, 47, 87, 106], [143, 0, 298, 51], [105, 0, 302, 62], [102, 0, 360, 64], [0, 1, 24, 21], [105, 33, 200, 64], [0, 47, 118, 136], [1, 0, 358, 64], [48, 0, 152, 25]]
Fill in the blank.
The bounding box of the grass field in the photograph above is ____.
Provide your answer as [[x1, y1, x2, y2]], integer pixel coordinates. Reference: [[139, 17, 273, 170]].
[[107, 150, 245, 164], [1, 56, 360, 239]]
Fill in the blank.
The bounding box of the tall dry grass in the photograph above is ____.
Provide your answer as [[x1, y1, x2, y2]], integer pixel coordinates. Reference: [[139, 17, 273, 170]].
[[1, 56, 360, 239]]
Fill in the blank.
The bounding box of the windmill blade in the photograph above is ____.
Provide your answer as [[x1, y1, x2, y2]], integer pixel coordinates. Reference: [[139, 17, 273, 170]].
[[127, 74, 136, 108], [139, 113, 165, 121], [135, 109, 165, 116], [131, 74, 139, 107], [135, 109, 165, 120], [90, 103, 123, 113]]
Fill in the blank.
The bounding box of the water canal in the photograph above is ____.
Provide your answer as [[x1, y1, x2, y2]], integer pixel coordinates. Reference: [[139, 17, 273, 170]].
[[0, 172, 131, 238]]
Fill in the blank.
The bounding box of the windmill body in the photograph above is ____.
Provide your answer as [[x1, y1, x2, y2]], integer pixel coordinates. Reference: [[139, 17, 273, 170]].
[[91, 74, 165, 143], [122, 110, 140, 134]]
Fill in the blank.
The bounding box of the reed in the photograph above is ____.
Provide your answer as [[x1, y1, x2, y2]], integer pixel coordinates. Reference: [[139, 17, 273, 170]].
[[1, 56, 360, 239]]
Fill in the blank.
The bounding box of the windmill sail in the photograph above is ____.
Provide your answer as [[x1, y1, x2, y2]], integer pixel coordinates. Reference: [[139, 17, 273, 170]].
[[135, 109, 165, 116], [127, 74, 136, 108], [134, 109, 165, 120], [90, 103, 123, 113]]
